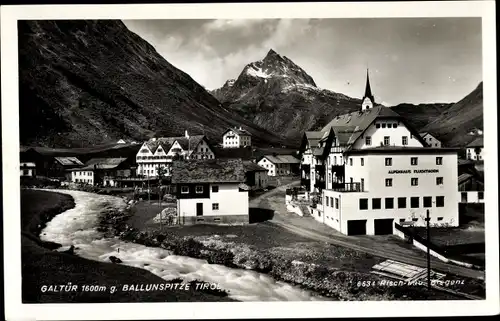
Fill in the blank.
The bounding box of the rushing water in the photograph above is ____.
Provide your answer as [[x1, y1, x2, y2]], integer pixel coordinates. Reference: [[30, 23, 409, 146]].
[[39, 189, 325, 301]]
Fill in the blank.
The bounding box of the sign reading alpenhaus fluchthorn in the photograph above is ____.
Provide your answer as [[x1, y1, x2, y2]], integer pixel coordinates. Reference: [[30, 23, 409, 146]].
[[388, 169, 440, 174]]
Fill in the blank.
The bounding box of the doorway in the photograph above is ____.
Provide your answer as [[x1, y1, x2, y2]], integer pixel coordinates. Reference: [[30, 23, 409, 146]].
[[196, 203, 203, 216], [374, 219, 394, 235]]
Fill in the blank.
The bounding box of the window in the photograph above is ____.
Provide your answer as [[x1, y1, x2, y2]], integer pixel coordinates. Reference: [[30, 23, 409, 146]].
[[436, 157, 443, 165], [436, 177, 443, 185], [385, 198, 394, 209], [437, 217, 444, 221], [335, 198, 339, 209], [212, 203, 219, 210], [382, 123, 386, 128], [385, 178, 393, 187], [399, 218, 405, 223], [387, 123, 392, 128], [478, 192, 484, 200], [359, 198, 368, 210], [393, 123, 398, 128], [212, 185, 219, 193], [402, 136, 408, 145], [372, 198, 381, 209], [398, 197, 406, 208], [181, 186, 189, 194], [361, 158, 364, 166], [412, 218, 418, 222], [328, 173, 332, 183], [423, 196, 432, 208], [349, 158, 353, 166], [436, 196, 445, 207], [411, 178, 418, 186], [384, 136, 390, 145], [410, 197, 419, 208], [365, 136, 372, 146], [385, 158, 392, 166], [376, 123, 381, 128], [330, 197, 334, 207], [326, 197, 330, 207], [23, 170, 29, 175], [411, 157, 418, 165]]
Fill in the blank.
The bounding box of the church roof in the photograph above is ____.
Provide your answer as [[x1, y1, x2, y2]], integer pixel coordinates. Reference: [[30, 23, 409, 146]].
[[145, 135, 206, 154], [363, 69, 374, 103], [320, 106, 402, 146]]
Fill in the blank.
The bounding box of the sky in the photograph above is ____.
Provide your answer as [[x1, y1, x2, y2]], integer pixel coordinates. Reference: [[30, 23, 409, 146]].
[[123, 18, 482, 106]]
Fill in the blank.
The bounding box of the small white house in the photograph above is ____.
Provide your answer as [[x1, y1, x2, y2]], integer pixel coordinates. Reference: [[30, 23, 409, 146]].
[[71, 169, 95, 185], [466, 137, 484, 161], [222, 127, 252, 148], [172, 158, 249, 225], [20, 162, 36, 177], [257, 155, 300, 177], [419, 132, 442, 148]]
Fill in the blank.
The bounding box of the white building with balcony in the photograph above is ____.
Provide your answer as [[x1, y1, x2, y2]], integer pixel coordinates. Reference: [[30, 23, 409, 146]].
[[466, 136, 484, 161], [136, 131, 215, 177], [298, 70, 460, 235], [222, 127, 252, 148]]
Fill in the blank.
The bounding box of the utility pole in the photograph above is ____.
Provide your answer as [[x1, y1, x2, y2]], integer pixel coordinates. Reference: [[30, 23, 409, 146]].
[[426, 209, 431, 290]]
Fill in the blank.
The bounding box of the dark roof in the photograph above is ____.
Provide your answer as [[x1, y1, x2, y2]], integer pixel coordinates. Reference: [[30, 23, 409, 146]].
[[304, 131, 324, 147], [320, 106, 403, 146], [458, 158, 475, 166], [363, 69, 374, 103], [78, 157, 128, 170], [458, 173, 473, 185], [145, 135, 206, 154], [466, 137, 483, 148], [171, 158, 246, 184], [223, 127, 252, 137], [243, 161, 267, 172], [54, 157, 84, 166], [261, 155, 300, 164], [213, 146, 255, 160], [345, 146, 460, 155]]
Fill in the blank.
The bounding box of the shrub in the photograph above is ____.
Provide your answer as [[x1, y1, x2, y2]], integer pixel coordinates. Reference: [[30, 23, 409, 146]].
[[205, 250, 236, 267]]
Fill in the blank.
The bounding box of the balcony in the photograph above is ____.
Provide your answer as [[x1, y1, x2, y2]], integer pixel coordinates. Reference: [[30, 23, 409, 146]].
[[301, 178, 311, 188], [331, 182, 363, 192]]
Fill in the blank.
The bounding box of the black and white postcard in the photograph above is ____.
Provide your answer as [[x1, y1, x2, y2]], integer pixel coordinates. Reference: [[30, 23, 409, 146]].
[[1, 1, 498, 320]]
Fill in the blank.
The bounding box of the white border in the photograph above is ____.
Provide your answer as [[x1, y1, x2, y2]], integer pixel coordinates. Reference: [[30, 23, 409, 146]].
[[1, 1, 498, 320]]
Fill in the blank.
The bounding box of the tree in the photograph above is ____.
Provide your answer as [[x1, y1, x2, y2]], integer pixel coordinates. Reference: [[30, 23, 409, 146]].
[[157, 165, 168, 185]]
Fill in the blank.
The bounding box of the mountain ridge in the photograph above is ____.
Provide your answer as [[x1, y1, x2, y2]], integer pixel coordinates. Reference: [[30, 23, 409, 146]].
[[18, 20, 286, 148]]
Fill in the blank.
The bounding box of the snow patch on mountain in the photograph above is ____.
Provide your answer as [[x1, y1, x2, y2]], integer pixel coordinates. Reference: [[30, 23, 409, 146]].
[[246, 65, 271, 79]]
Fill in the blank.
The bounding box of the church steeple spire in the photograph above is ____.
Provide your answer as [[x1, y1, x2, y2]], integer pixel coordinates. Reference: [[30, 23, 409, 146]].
[[361, 69, 375, 111]]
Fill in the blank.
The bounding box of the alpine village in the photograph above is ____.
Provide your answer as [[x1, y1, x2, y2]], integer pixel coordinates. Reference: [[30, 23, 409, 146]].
[[19, 21, 486, 303]]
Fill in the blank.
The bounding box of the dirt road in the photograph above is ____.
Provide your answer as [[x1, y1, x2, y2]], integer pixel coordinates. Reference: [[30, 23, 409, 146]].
[[251, 181, 485, 280]]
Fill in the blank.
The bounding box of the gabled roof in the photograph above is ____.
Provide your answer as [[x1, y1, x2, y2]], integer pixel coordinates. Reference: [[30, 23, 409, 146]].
[[243, 161, 267, 172], [458, 173, 473, 185], [54, 157, 84, 167], [304, 131, 324, 147], [223, 127, 252, 137], [467, 137, 483, 148], [320, 106, 426, 148], [261, 155, 300, 164], [171, 159, 246, 184], [363, 69, 375, 103], [145, 135, 206, 154], [419, 132, 429, 137], [78, 157, 128, 170]]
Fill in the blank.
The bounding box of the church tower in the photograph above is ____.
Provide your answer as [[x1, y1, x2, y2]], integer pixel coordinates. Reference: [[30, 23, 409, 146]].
[[361, 69, 375, 111]]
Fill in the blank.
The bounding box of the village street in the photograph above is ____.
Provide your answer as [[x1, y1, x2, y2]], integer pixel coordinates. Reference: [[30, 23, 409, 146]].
[[250, 181, 485, 280]]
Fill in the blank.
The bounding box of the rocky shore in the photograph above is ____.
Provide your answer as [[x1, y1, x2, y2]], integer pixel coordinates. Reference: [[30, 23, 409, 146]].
[[98, 205, 470, 301]]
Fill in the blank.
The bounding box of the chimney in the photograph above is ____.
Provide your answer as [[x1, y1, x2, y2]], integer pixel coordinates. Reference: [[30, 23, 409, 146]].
[[151, 137, 157, 142]]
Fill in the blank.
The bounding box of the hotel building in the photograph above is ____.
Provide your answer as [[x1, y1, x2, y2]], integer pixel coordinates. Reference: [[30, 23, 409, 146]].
[[299, 71, 459, 235]]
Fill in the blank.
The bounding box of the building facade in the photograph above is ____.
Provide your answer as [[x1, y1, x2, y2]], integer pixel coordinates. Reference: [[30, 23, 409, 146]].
[[419, 132, 442, 148], [172, 159, 249, 225], [466, 136, 484, 161], [20, 162, 36, 177], [222, 127, 252, 148], [243, 161, 269, 190], [298, 70, 460, 235], [257, 155, 300, 177], [136, 132, 215, 177], [71, 170, 95, 185]]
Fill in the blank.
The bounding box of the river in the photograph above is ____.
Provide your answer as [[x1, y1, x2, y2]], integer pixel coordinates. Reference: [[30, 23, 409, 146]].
[[39, 189, 326, 301]]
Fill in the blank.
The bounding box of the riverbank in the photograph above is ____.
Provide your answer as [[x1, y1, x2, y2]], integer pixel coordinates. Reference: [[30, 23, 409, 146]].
[[100, 204, 482, 300], [21, 189, 233, 303]]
